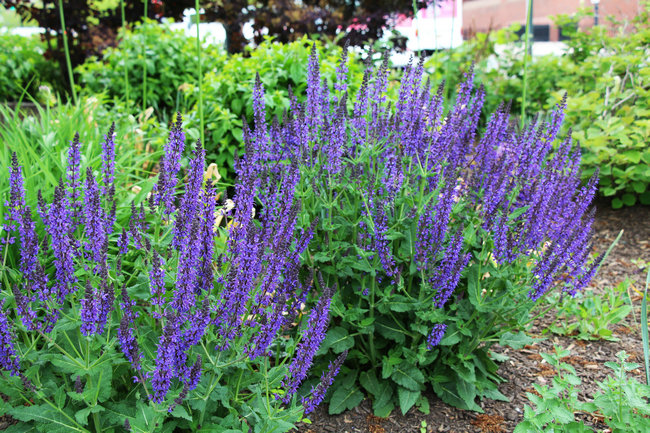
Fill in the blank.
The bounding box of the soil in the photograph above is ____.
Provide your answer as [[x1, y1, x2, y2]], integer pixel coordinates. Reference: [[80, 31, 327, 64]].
[[296, 200, 650, 433]]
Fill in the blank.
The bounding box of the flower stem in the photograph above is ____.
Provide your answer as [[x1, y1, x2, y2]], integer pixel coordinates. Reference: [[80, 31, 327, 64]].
[[57, 0, 77, 104]]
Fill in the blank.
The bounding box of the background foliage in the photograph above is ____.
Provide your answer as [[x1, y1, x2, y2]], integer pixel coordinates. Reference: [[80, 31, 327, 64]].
[[0, 34, 64, 102], [76, 20, 225, 120]]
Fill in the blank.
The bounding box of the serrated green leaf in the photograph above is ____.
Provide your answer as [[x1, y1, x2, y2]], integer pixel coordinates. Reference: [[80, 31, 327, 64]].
[[397, 387, 419, 415], [317, 327, 354, 355], [328, 385, 364, 415], [499, 331, 534, 349], [391, 364, 424, 391]]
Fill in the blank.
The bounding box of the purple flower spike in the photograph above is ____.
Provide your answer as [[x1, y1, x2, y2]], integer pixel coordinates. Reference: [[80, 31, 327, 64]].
[[301, 350, 348, 415], [426, 323, 447, 349], [281, 285, 333, 402], [0, 299, 20, 376], [101, 123, 116, 197]]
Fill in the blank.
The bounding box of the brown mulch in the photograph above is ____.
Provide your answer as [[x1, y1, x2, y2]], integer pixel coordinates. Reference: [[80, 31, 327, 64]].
[[297, 201, 650, 433]]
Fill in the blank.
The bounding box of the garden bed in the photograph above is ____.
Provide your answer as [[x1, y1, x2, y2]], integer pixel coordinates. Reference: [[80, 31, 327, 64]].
[[297, 202, 650, 433]]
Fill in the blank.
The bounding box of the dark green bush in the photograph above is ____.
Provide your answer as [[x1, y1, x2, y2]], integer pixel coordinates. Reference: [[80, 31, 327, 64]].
[[0, 34, 63, 102], [76, 19, 225, 120]]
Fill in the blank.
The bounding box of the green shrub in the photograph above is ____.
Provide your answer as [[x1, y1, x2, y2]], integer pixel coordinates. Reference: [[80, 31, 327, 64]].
[[183, 37, 367, 180], [545, 281, 633, 341], [551, 7, 650, 207], [0, 116, 333, 432], [435, 6, 650, 206], [0, 34, 63, 102], [76, 19, 225, 120]]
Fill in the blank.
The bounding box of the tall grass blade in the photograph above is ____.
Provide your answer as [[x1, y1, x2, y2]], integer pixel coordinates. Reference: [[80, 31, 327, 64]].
[[445, 1, 456, 102], [595, 229, 623, 277], [142, 0, 148, 109], [121, 0, 130, 106], [57, 0, 77, 104], [642, 267, 650, 385], [195, 0, 205, 145], [520, 0, 532, 129]]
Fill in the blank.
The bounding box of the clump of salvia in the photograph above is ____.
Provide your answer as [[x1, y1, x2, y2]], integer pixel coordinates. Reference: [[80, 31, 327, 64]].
[[0, 111, 342, 422], [245, 44, 599, 344]]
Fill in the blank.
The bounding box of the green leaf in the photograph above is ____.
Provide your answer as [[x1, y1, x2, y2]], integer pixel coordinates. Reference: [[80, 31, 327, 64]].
[[482, 388, 510, 402], [397, 387, 420, 415], [373, 400, 394, 418], [10, 404, 80, 433], [467, 264, 482, 311], [317, 326, 354, 354], [170, 405, 193, 421], [375, 316, 408, 344], [74, 405, 105, 426], [499, 331, 534, 349], [622, 193, 636, 207], [328, 385, 364, 415], [360, 371, 393, 409], [458, 380, 481, 410], [391, 364, 425, 391]]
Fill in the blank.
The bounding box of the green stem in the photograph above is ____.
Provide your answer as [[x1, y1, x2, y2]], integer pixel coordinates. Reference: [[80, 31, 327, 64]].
[[412, 0, 421, 53], [521, 0, 533, 129], [195, 0, 205, 145], [57, 0, 77, 104], [93, 411, 102, 433], [36, 330, 86, 370], [142, 0, 148, 109], [368, 278, 376, 366], [120, 0, 129, 106]]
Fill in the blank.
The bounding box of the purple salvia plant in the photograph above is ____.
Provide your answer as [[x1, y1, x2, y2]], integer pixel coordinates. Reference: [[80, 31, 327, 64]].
[[44, 181, 76, 302], [154, 113, 186, 216], [66, 133, 82, 225], [118, 288, 142, 371], [149, 249, 166, 315], [82, 168, 107, 266], [172, 141, 205, 250], [80, 280, 100, 336]]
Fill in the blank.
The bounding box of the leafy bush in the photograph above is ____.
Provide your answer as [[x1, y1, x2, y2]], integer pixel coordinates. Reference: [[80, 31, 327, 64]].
[[515, 348, 650, 433], [239, 47, 601, 415], [0, 34, 64, 101], [183, 37, 367, 179], [551, 7, 650, 207], [76, 19, 225, 119], [441, 6, 650, 206], [0, 116, 341, 432]]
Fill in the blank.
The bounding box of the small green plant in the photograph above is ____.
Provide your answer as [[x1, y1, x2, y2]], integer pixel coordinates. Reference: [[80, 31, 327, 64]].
[[515, 348, 650, 433], [546, 281, 633, 341]]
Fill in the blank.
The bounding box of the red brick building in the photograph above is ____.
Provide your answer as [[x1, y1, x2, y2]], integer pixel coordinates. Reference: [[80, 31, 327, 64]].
[[462, 0, 642, 41]]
